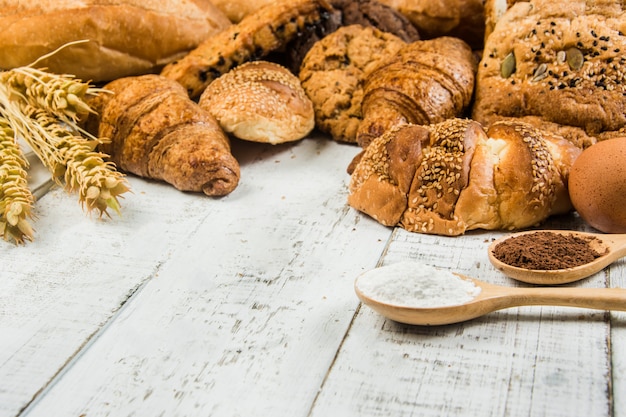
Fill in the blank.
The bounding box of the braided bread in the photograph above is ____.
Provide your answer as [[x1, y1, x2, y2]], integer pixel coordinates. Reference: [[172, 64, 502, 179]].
[[348, 118, 582, 235]]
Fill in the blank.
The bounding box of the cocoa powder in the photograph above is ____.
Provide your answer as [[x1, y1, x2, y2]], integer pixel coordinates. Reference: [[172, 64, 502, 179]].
[[492, 231, 607, 270]]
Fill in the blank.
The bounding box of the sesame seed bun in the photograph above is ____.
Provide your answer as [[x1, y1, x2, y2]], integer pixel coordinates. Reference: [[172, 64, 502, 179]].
[[198, 61, 315, 145], [348, 118, 581, 235]]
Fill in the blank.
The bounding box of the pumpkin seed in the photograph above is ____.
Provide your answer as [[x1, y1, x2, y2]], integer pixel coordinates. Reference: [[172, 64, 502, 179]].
[[532, 63, 548, 82], [566, 47, 584, 70], [501, 52, 516, 78]]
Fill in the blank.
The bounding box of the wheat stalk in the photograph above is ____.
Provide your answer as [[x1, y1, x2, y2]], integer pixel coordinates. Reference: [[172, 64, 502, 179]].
[[0, 119, 35, 244], [18, 104, 129, 215], [0, 58, 130, 243]]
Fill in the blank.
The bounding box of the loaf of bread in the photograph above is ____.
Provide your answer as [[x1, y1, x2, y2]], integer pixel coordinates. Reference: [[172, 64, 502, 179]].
[[483, 0, 519, 42], [161, 0, 334, 99], [348, 118, 582, 235], [198, 61, 315, 144], [84, 75, 240, 196], [473, 0, 626, 137], [377, 0, 487, 49], [0, 0, 231, 83], [209, 0, 278, 22], [356, 36, 477, 148]]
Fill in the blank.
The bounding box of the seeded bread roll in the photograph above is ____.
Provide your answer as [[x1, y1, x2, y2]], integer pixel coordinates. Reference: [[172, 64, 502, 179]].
[[198, 61, 315, 144], [348, 118, 582, 235], [0, 0, 231, 83], [472, 0, 626, 136]]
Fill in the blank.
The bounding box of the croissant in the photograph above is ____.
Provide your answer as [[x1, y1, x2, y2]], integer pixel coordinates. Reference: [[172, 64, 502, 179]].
[[85, 74, 240, 196], [356, 36, 477, 148], [348, 118, 582, 236]]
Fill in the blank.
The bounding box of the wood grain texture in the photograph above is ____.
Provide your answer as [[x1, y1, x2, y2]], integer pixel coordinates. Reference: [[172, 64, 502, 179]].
[[610, 262, 626, 417], [11, 136, 392, 417], [311, 223, 616, 417], [1, 171, 229, 417], [1, 136, 623, 417]]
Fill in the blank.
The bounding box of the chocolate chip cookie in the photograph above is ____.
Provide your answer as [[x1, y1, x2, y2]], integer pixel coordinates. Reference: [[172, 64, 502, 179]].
[[281, 0, 420, 73], [299, 24, 407, 143]]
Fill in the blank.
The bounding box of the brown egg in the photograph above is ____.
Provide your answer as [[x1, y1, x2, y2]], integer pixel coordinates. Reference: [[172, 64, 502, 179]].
[[568, 137, 626, 233]]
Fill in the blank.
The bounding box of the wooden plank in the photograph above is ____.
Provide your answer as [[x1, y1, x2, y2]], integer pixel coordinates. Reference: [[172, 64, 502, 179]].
[[611, 263, 626, 417], [5, 137, 369, 416], [310, 220, 615, 417], [16, 137, 393, 416], [0, 175, 228, 417]]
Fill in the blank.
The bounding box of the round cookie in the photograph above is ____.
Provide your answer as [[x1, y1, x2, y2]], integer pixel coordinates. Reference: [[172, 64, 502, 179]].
[[298, 24, 407, 143], [282, 0, 420, 74]]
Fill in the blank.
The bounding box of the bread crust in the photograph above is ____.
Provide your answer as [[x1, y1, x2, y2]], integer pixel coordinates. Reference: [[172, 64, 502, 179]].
[[348, 119, 582, 235], [0, 0, 231, 82], [473, 0, 626, 135], [377, 0, 486, 48], [209, 0, 278, 22], [199, 61, 315, 144]]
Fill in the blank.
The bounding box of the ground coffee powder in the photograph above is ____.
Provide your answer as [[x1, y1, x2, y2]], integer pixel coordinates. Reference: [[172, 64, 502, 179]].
[[491, 231, 607, 270]]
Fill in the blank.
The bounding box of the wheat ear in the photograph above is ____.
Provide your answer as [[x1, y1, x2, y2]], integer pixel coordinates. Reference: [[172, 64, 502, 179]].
[[0, 119, 35, 244], [18, 104, 129, 216], [0, 69, 130, 218]]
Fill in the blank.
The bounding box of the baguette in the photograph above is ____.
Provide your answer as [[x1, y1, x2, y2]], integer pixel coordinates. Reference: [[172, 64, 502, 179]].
[[0, 0, 231, 83]]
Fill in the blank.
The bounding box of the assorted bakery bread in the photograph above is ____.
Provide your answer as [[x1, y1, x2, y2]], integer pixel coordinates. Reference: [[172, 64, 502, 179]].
[[0, 0, 232, 83], [4, 0, 624, 234]]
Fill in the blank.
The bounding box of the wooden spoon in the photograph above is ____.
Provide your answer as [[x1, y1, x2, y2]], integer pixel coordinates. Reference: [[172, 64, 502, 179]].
[[355, 263, 626, 326], [488, 230, 626, 285]]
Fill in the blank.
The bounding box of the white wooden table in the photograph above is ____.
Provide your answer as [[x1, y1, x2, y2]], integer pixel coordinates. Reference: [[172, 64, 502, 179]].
[[2, 134, 624, 417]]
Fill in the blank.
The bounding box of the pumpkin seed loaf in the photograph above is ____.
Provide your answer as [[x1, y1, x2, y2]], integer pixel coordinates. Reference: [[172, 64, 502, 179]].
[[472, 0, 626, 137]]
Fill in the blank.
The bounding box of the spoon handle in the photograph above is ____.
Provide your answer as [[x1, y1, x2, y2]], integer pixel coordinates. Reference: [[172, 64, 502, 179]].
[[604, 233, 626, 257], [494, 286, 626, 311]]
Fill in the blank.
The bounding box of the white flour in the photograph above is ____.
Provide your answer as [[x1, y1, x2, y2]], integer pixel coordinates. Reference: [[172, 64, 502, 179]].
[[356, 261, 481, 308]]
